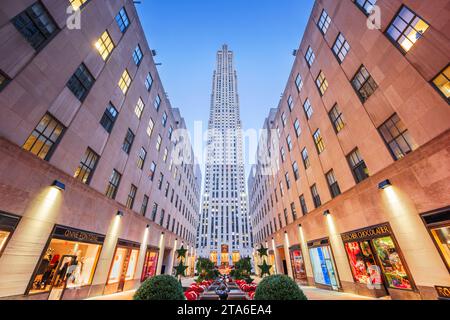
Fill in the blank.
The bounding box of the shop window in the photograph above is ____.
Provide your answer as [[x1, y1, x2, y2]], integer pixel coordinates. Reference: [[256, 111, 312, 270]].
[[67, 63, 95, 102], [133, 45, 143, 66], [0, 213, 20, 257], [317, 9, 331, 35], [386, 5, 429, 53], [378, 114, 417, 160], [95, 30, 114, 61], [422, 210, 450, 272], [12, 2, 59, 51], [105, 169, 121, 199], [352, 65, 378, 103], [290, 247, 307, 282], [305, 46, 315, 67], [134, 98, 145, 119], [315, 71, 328, 96], [118, 69, 132, 94], [73, 148, 99, 185], [28, 226, 103, 295], [431, 64, 449, 102], [354, 0, 377, 16], [347, 148, 369, 183], [141, 249, 159, 282], [329, 104, 345, 133], [23, 113, 65, 161], [332, 33, 350, 63], [308, 240, 340, 290], [115, 7, 130, 33], [0, 70, 11, 92], [108, 243, 139, 289], [100, 103, 118, 134], [122, 128, 135, 154]]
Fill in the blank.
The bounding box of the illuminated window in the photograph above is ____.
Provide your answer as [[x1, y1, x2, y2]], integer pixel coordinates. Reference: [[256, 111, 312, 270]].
[[12, 2, 58, 51], [137, 147, 147, 170], [313, 129, 325, 154], [432, 65, 450, 102], [70, 0, 89, 10], [378, 114, 417, 160], [67, 64, 95, 102], [332, 33, 350, 63], [147, 118, 155, 137], [74, 148, 99, 185], [126, 185, 137, 209], [106, 169, 121, 199], [303, 99, 313, 119], [95, 30, 114, 60], [23, 113, 65, 161], [116, 7, 130, 33], [305, 46, 315, 67], [134, 98, 145, 119], [316, 71, 328, 96], [329, 104, 345, 133], [118, 69, 131, 94], [354, 0, 377, 15], [386, 5, 429, 53], [347, 149, 369, 183], [317, 9, 331, 34], [352, 66, 378, 103]]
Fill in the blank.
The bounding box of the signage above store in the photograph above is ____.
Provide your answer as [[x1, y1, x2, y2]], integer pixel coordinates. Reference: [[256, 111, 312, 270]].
[[53, 225, 105, 245], [341, 224, 391, 242], [435, 286, 450, 300]]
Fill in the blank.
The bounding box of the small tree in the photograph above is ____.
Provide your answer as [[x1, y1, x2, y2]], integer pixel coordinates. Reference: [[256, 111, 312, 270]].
[[232, 257, 253, 283], [195, 258, 216, 282], [254, 275, 307, 300], [134, 275, 185, 300]]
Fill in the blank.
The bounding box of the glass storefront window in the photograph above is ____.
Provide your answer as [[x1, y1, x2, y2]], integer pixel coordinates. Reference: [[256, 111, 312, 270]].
[[372, 236, 412, 290], [0, 230, 11, 253], [141, 250, 159, 282], [109, 247, 127, 284], [29, 238, 101, 294], [345, 241, 383, 286], [290, 248, 307, 281], [308, 245, 339, 290], [125, 249, 139, 281], [430, 225, 450, 270], [108, 245, 140, 286]]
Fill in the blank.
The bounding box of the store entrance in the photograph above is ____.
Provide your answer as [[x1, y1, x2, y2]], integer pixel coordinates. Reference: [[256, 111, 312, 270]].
[[47, 255, 77, 300], [107, 241, 140, 293], [308, 239, 340, 291]]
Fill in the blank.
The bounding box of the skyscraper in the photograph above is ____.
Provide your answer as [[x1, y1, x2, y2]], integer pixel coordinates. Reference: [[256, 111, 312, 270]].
[[197, 45, 252, 266]]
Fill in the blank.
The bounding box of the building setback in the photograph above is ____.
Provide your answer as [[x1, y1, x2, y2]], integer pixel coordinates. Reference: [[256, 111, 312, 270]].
[[197, 45, 252, 266], [0, 0, 201, 300], [249, 0, 449, 300]]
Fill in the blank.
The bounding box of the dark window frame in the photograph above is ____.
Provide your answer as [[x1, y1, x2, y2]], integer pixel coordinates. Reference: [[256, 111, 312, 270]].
[[115, 7, 130, 33], [351, 65, 378, 103], [122, 128, 135, 154], [100, 103, 118, 134], [74, 147, 99, 185], [66, 63, 95, 102]]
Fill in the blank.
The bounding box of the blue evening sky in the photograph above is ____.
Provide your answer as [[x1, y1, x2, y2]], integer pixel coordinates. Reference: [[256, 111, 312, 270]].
[[136, 0, 315, 176]]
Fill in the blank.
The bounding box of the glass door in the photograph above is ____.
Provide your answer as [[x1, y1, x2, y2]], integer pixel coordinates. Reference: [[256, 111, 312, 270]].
[[323, 246, 339, 290]]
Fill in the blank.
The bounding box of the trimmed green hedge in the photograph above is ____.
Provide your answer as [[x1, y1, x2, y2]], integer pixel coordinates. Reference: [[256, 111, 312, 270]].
[[254, 275, 307, 300], [133, 275, 185, 300]]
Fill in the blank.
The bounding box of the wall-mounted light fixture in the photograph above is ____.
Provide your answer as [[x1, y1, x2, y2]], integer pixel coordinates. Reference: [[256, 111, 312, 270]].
[[323, 210, 331, 217], [378, 179, 392, 190], [52, 180, 65, 191], [146, 224, 150, 229], [117, 211, 124, 217]]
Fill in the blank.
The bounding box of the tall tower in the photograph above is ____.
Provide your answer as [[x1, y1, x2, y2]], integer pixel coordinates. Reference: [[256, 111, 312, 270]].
[[197, 45, 252, 266]]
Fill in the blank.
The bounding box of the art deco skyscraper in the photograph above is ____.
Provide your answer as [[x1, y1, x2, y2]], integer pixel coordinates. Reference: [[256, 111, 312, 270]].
[[197, 45, 252, 266]]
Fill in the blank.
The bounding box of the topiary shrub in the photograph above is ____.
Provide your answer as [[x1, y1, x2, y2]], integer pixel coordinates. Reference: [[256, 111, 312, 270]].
[[134, 275, 185, 300], [254, 275, 307, 300]]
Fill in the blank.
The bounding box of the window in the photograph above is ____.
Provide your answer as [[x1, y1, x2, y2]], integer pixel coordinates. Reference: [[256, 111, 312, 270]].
[[0, 70, 10, 92], [313, 129, 325, 154], [159, 210, 165, 226], [70, 0, 89, 10], [347, 149, 369, 183], [326, 170, 341, 198], [95, 30, 114, 60], [154, 95, 161, 111], [122, 129, 135, 154], [100, 103, 118, 133], [156, 135, 162, 151], [431, 64, 449, 102], [12, 2, 58, 51], [316, 71, 329, 96], [163, 148, 168, 163], [279, 182, 285, 197], [281, 112, 287, 127], [332, 33, 350, 63], [147, 118, 155, 137], [141, 195, 149, 216], [286, 135, 293, 151], [164, 182, 170, 197], [285, 173, 291, 190], [311, 184, 321, 208], [74, 148, 99, 185], [137, 147, 147, 170], [317, 9, 331, 34], [352, 66, 378, 103], [295, 74, 303, 92], [157, 173, 164, 190], [329, 104, 345, 133], [168, 126, 174, 140], [301, 148, 310, 169], [284, 209, 289, 225], [378, 114, 416, 160], [162, 111, 168, 127], [303, 99, 313, 119], [354, 0, 377, 15], [126, 185, 137, 209], [292, 162, 300, 181], [67, 64, 95, 102], [133, 45, 143, 66], [151, 203, 158, 221], [386, 5, 429, 53], [305, 46, 315, 67], [149, 162, 157, 181], [299, 195, 308, 215], [294, 119, 301, 137], [290, 202, 297, 221], [23, 113, 65, 161], [118, 69, 131, 94], [280, 147, 286, 162], [287, 96, 294, 112], [145, 73, 153, 91], [106, 170, 121, 199], [116, 7, 130, 33], [134, 98, 145, 119]]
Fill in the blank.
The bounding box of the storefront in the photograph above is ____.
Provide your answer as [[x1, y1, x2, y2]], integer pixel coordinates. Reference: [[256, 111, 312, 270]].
[[106, 239, 140, 293], [422, 209, 450, 273], [307, 238, 340, 291], [141, 246, 159, 282], [0, 212, 20, 257], [289, 245, 308, 284], [27, 225, 104, 300], [342, 223, 415, 297]]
